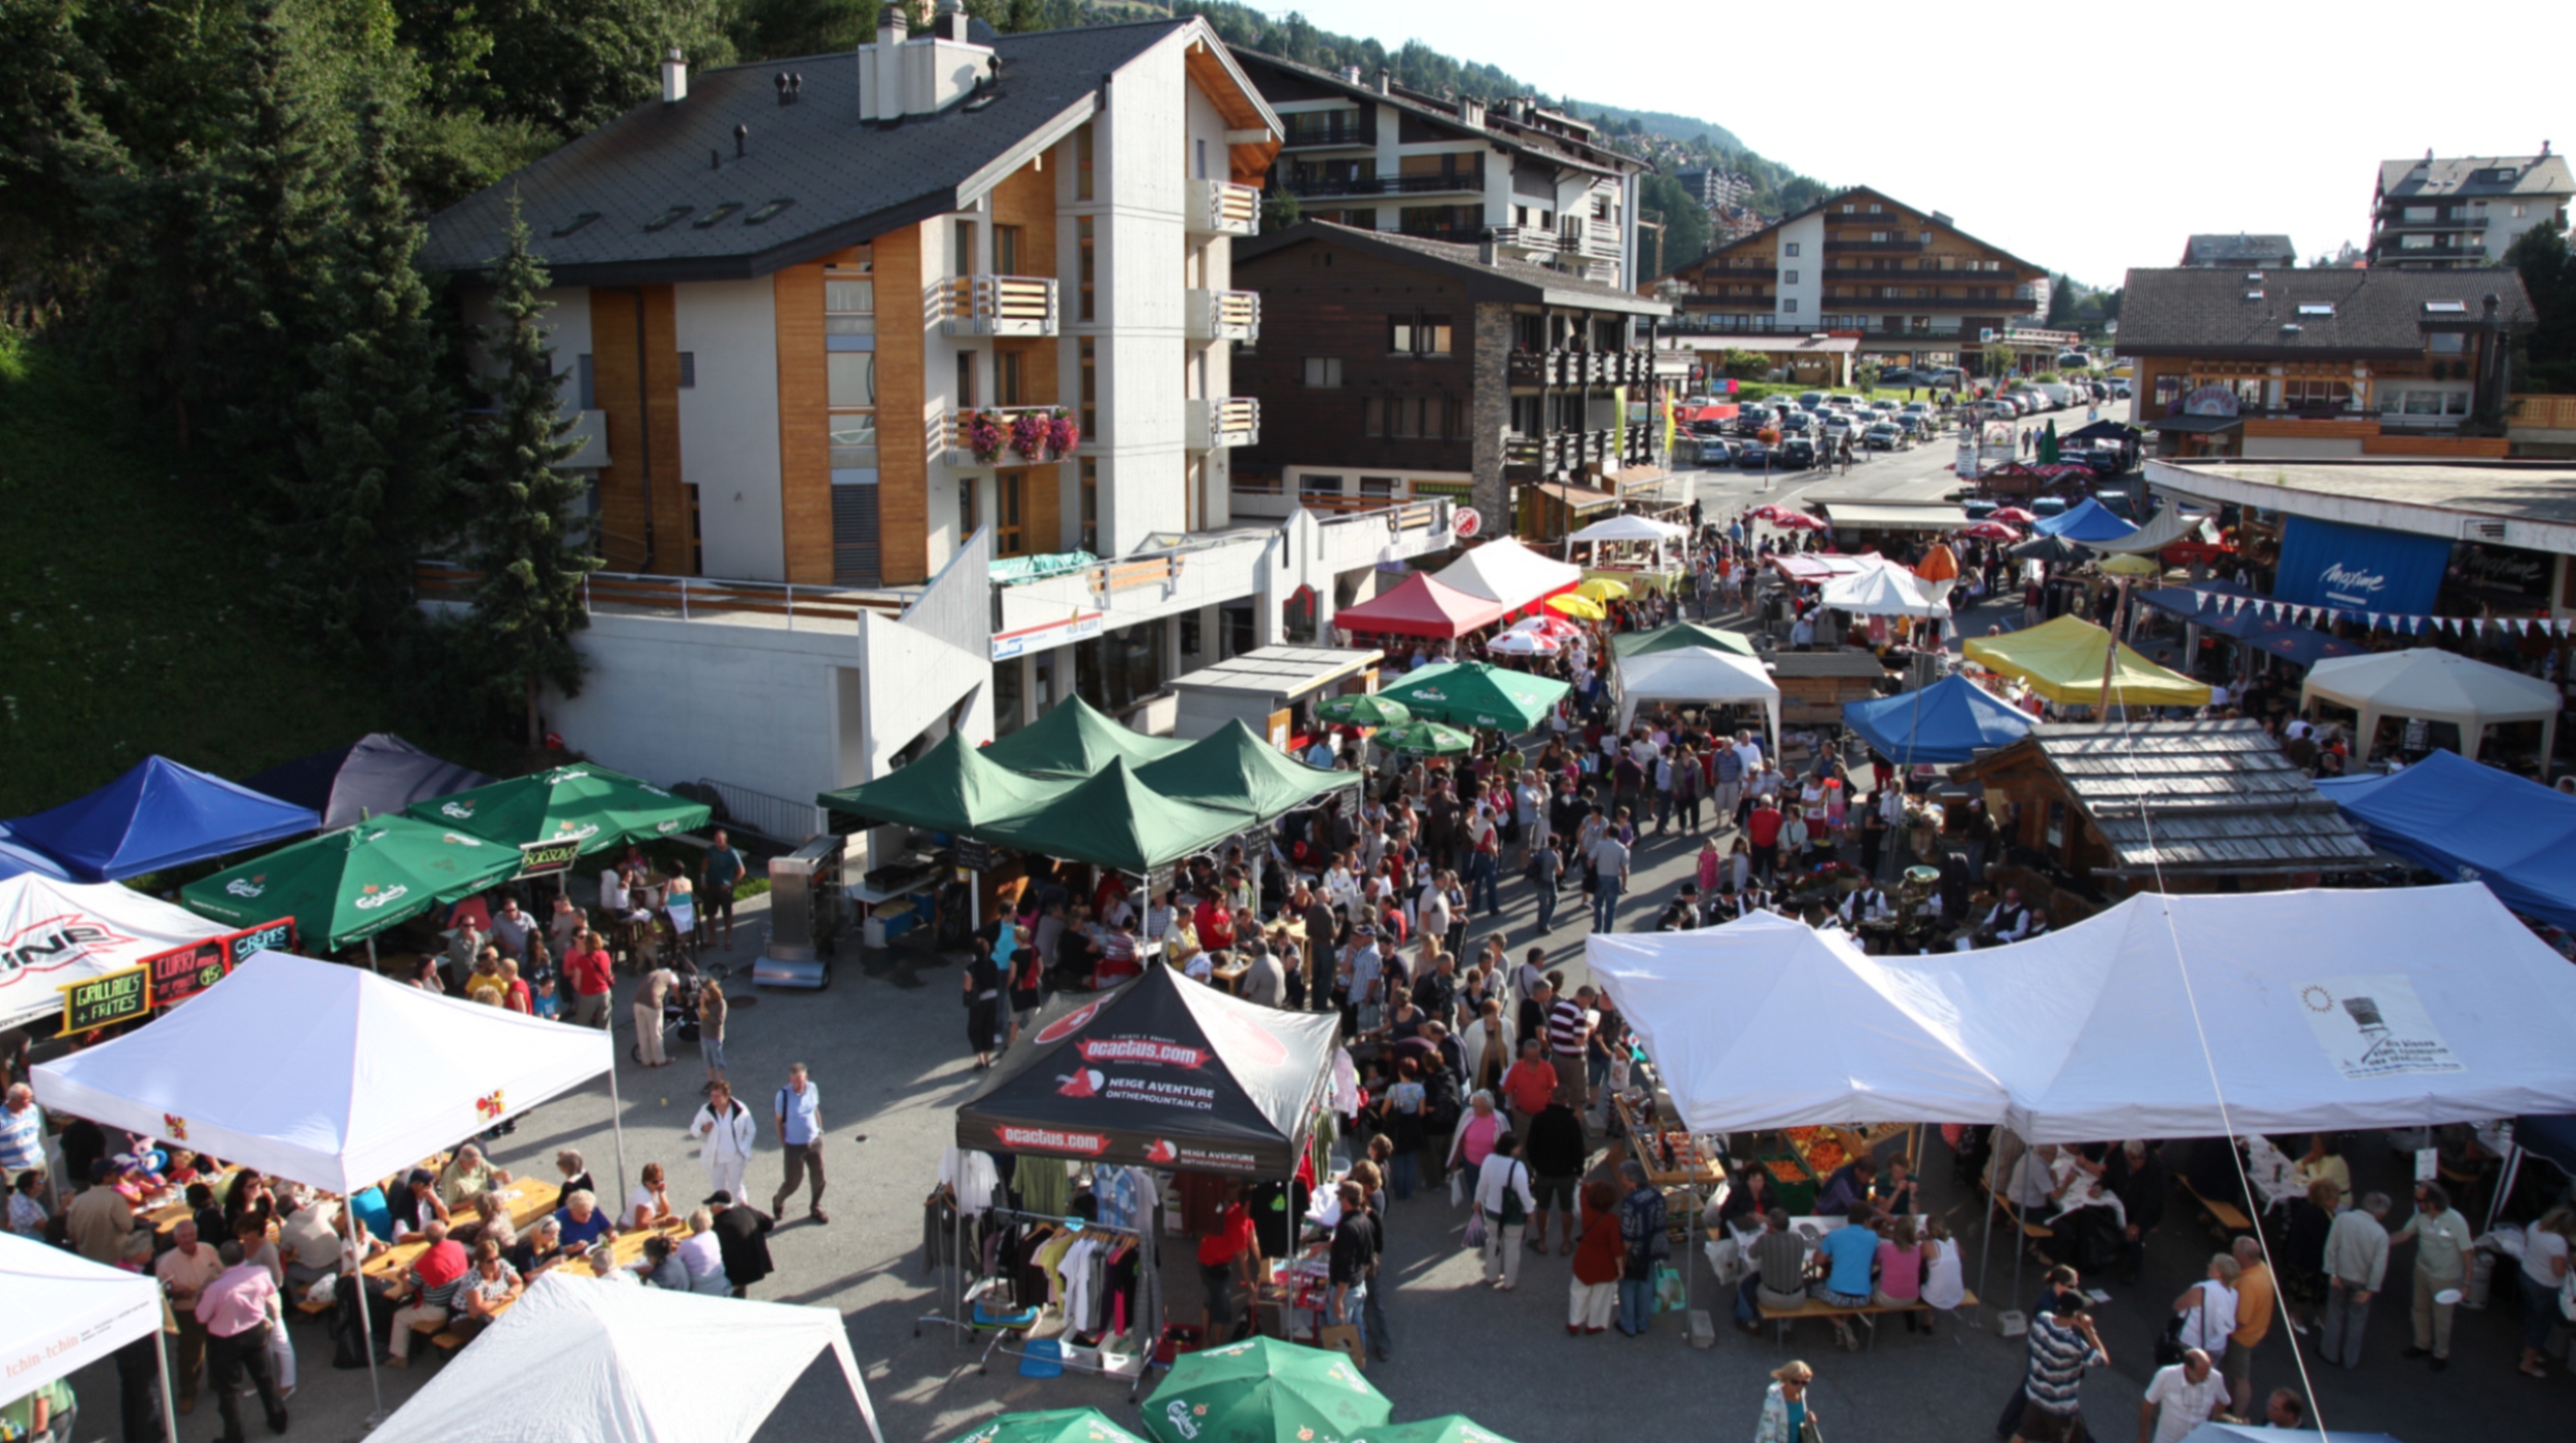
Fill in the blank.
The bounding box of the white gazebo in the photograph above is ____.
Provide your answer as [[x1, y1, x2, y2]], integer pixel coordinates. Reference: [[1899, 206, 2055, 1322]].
[[2302, 647, 2561, 764], [1433, 536, 1585, 610], [1615, 645, 1780, 741], [0, 1232, 176, 1442], [1819, 562, 1953, 618]]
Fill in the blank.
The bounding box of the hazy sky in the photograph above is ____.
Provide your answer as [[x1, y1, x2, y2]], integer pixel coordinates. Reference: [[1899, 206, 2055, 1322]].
[[1266, 1, 2566, 289]]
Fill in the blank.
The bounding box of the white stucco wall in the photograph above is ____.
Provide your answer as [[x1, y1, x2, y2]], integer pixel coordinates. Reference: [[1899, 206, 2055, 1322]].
[[1775, 213, 1824, 322], [1091, 38, 1188, 552], [674, 278, 786, 582], [545, 612, 853, 805]]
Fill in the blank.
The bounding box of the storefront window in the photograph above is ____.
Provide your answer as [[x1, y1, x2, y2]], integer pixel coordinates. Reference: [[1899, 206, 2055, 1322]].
[[1074, 618, 1167, 716], [992, 658, 1024, 737]]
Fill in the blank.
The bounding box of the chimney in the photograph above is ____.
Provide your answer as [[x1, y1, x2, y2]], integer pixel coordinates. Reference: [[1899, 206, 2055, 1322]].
[[1458, 96, 1484, 130], [881, 2, 907, 43], [1375, 69, 1392, 95], [944, 1, 971, 42], [1477, 236, 1499, 267], [661, 49, 687, 104], [1341, 64, 1361, 85]]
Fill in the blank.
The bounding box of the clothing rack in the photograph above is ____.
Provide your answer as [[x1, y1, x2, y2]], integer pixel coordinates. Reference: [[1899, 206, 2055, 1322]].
[[916, 1189, 1164, 1399]]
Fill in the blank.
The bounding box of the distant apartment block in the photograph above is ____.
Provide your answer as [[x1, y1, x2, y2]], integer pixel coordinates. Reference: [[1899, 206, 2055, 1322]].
[[2369, 148, 2573, 269]]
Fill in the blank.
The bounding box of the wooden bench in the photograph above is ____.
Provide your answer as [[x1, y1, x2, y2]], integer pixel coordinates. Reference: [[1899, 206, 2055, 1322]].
[[1758, 1288, 1980, 1347], [2180, 1178, 2254, 1236]]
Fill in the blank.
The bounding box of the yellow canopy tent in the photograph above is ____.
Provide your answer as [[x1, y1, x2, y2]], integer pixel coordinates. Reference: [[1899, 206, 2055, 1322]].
[[1963, 614, 2211, 708]]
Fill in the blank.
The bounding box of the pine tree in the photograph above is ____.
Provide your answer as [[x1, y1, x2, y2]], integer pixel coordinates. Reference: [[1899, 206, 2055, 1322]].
[[466, 196, 597, 747], [271, 98, 462, 658]]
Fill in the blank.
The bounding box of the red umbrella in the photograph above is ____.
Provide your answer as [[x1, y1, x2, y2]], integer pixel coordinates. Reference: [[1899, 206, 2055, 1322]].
[[1961, 520, 2022, 542], [1779, 511, 1828, 530], [1988, 506, 2037, 523]]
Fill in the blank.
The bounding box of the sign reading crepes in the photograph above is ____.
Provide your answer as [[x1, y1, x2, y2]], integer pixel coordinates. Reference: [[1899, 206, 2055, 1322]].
[[225, 919, 296, 967], [516, 837, 587, 878], [58, 963, 151, 1037]]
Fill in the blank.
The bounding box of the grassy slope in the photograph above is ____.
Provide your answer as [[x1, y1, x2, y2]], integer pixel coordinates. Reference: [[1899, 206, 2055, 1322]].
[[0, 336, 403, 818]]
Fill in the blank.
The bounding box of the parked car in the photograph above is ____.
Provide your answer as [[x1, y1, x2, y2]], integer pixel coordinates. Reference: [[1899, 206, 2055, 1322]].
[[1696, 437, 1736, 467], [1961, 497, 2000, 520], [2111, 382, 2132, 399], [1902, 400, 1933, 415], [2031, 495, 2070, 517], [1877, 367, 1917, 386], [1821, 412, 1855, 436], [1862, 423, 1904, 450], [1737, 441, 1771, 469], [1895, 413, 1929, 436], [1778, 437, 1817, 469], [1777, 410, 1813, 434], [1797, 391, 1826, 411]]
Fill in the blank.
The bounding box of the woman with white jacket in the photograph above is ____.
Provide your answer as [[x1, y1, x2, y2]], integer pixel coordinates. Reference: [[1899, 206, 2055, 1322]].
[[1458, 999, 1516, 1098], [687, 1079, 760, 1201], [1473, 1130, 1537, 1290]]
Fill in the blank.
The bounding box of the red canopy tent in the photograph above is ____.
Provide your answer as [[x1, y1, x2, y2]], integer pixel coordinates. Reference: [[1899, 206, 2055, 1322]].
[[1332, 571, 1512, 638]]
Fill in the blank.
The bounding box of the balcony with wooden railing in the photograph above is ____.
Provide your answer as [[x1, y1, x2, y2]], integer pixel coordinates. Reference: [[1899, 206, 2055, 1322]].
[[1185, 396, 1259, 450], [1188, 177, 1260, 238], [930, 274, 1059, 338], [1185, 288, 1261, 344], [1487, 224, 1561, 257]]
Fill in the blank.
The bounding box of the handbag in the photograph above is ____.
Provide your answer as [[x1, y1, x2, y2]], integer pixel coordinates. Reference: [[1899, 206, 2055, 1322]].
[[1463, 1209, 1488, 1250], [2155, 1289, 2207, 1368]]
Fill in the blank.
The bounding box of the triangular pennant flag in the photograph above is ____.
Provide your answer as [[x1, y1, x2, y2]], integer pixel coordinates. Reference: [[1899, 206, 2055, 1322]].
[[2197, 591, 2212, 611], [2367, 611, 2381, 629]]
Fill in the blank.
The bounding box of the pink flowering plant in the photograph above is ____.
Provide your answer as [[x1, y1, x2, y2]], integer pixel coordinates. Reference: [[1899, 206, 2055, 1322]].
[[1046, 407, 1081, 460], [961, 408, 1006, 464], [1009, 409, 1050, 463]]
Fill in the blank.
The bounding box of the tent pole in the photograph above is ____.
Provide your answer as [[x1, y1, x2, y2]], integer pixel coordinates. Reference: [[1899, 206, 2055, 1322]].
[[1975, 1145, 1996, 1326], [341, 1202, 386, 1428], [156, 1316, 179, 1443], [604, 1023, 632, 1206]]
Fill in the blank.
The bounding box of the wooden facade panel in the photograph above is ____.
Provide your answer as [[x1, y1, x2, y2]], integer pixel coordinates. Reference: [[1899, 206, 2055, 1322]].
[[775, 263, 831, 585], [875, 225, 928, 585], [587, 285, 693, 576], [1234, 241, 1474, 478]]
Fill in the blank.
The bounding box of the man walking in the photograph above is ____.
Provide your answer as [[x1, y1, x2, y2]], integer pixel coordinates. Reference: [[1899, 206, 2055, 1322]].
[[1548, 985, 1596, 1120], [771, 1063, 828, 1225], [1589, 826, 1630, 934], [702, 830, 748, 950], [196, 1243, 289, 1440], [2221, 1237, 2274, 1418], [2317, 1192, 2391, 1370], [689, 1080, 758, 1202], [2138, 1348, 2226, 1443], [1614, 1161, 1666, 1337], [2010, 1292, 2106, 1443], [154, 1221, 224, 1414]]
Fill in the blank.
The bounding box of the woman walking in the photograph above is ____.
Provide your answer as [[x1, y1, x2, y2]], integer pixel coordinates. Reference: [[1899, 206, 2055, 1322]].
[[1472, 1129, 1535, 1290], [963, 939, 1002, 1070], [698, 978, 729, 1087], [1754, 1361, 1817, 1443]]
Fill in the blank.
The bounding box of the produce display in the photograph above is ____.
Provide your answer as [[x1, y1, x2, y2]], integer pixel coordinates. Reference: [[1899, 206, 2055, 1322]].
[[1782, 1126, 1850, 1176]]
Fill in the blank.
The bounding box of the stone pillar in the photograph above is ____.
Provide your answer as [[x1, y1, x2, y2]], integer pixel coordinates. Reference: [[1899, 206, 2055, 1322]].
[[1469, 303, 1513, 536]]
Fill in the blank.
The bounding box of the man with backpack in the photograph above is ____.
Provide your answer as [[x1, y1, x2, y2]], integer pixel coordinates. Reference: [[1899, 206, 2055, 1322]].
[[1616, 1160, 1668, 1337]]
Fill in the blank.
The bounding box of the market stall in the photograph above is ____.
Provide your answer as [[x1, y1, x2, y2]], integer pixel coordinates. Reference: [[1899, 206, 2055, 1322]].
[[6, 754, 320, 882], [363, 1272, 883, 1443], [245, 732, 496, 832], [1564, 513, 1688, 594], [0, 1232, 176, 1443], [1612, 622, 1760, 661], [0, 874, 247, 1034], [1168, 645, 1384, 744], [179, 815, 522, 951], [2029, 497, 2139, 545], [1613, 646, 1780, 741], [1134, 721, 1359, 820], [1768, 650, 1893, 727], [1818, 563, 1952, 619], [1431, 536, 1584, 611], [2316, 748, 2576, 933], [0, 823, 69, 882], [1328, 572, 1511, 640], [1841, 676, 2036, 766], [1963, 614, 2210, 709], [981, 697, 1194, 779], [1374, 661, 1571, 732], [2301, 646, 2562, 766]]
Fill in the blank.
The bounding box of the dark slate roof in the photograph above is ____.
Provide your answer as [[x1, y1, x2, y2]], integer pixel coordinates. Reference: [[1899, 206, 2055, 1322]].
[[1964, 721, 2374, 874], [2182, 233, 2296, 266], [2116, 266, 2534, 359], [1236, 221, 1669, 315], [420, 20, 1184, 284], [1227, 48, 1635, 180], [2377, 153, 2575, 201], [1657, 183, 2048, 287]]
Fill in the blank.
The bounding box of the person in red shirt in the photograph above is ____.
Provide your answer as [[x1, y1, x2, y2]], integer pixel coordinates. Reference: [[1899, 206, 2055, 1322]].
[[1194, 895, 1235, 953], [1197, 1182, 1263, 1342], [1745, 798, 1783, 884], [562, 928, 616, 1029], [1500, 1037, 1559, 1138]]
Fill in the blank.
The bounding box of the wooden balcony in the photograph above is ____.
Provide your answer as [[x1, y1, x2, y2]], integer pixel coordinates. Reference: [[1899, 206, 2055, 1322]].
[[1185, 288, 1261, 344], [933, 405, 1069, 470], [1188, 178, 1260, 238], [1186, 396, 1260, 450], [931, 275, 1058, 338]]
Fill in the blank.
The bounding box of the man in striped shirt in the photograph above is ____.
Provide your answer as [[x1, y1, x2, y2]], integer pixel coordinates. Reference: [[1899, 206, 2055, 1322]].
[[1547, 985, 1596, 1120], [2010, 1292, 2106, 1443]]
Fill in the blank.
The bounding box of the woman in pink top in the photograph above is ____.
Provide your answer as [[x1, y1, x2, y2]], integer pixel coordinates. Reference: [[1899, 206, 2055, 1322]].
[[1872, 1215, 1927, 1332], [1446, 1090, 1504, 1173], [1696, 838, 1722, 897]]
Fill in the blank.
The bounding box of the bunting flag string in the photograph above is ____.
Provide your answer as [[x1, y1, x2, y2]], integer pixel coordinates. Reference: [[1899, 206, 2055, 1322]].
[[2150, 584, 2572, 639]]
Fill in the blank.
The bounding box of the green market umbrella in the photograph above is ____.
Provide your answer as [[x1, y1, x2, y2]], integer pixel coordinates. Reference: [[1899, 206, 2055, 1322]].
[[1372, 721, 1474, 757], [1613, 622, 1759, 660], [403, 762, 710, 858], [979, 696, 1190, 780], [1347, 1418, 1521, 1443], [942, 1409, 1149, 1443], [1141, 1338, 1392, 1443], [2039, 418, 2060, 464], [1313, 694, 1412, 728], [816, 730, 1072, 837], [1375, 662, 1569, 732], [179, 816, 521, 949]]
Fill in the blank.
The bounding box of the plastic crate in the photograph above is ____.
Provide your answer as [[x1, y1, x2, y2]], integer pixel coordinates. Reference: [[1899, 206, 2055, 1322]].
[[1752, 1153, 1817, 1215]]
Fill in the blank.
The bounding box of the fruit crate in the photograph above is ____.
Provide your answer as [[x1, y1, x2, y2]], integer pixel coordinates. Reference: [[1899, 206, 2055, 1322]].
[[1751, 1153, 1817, 1215]]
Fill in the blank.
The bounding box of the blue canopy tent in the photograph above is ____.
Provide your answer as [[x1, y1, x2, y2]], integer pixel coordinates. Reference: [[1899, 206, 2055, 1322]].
[[5, 756, 320, 882], [2031, 496, 2139, 543], [1841, 677, 2036, 765], [2512, 1113, 2576, 1175], [0, 824, 70, 882], [2314, 748, 2576, 933]]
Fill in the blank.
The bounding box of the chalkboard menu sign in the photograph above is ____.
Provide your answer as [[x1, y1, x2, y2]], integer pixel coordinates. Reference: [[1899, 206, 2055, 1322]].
[[59, 964, 151, 1036]]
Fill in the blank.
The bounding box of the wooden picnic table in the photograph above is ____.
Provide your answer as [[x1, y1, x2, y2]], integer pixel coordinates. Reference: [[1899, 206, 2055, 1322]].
[[363, 1176, 560, 1280]]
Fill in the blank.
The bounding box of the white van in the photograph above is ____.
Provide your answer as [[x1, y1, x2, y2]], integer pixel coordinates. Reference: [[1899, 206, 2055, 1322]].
[[2034, 382, 2083, 408]]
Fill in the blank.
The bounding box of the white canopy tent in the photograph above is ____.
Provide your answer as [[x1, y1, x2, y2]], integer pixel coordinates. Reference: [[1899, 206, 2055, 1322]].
[[364, 1272, 883, 1443], [1433, 536, 1584, 610], [0, 873, 234, 1031], [1588, 914, 2007, 1133], [34, 949, 617, 1195], [0, 1232, 176, 1441], [1589, 885, 2576, 1146], [2302, 647, 2561, 765], [1567, 514, 1687, 544], [1818, 563, 1953, 618], [1614, 645, 1780, 742]]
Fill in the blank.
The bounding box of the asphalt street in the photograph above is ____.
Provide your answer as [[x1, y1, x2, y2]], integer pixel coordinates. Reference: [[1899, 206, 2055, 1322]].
[[51, 419, 2565, 1441]]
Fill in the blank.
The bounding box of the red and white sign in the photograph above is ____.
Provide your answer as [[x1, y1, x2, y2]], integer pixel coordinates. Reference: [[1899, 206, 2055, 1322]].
[[1077, 1037, 1210, 1068], [0, 875, 231, 1030], [1451, 507, 1483, 539], [996, 1125, 1112, 1157]]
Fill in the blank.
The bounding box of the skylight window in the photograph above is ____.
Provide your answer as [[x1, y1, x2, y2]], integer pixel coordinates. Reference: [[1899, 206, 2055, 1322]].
[[2422, 300, 2468, 314], [745, 197, 796, 225], [2245, 290, 2264, 300], [644, 205, 693, 232], [692, 202, 744, 228], [552, 211, 600, 237], [2297, 302, 2334, 316]]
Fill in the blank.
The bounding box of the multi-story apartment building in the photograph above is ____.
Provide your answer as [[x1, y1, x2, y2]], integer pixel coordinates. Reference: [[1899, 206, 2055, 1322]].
[[1227, 50, 1644, 291], [1230, 222, 1668, 534], [2119, 266, 2532, 461], [414, 13, 1463, 810], [1672, 166, 1754, 210], [2368, 148, 2573, 269], [2182, 234, 2298, 270], [1648, 186, 2047, 364]]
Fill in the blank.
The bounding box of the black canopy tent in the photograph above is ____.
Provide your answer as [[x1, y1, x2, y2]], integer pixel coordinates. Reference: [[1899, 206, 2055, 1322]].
[[245, 733, 495, 832], [957, 962, 1341, 1177]]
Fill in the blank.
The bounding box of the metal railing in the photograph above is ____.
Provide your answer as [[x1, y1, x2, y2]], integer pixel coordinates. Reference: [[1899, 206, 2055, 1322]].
[[414, 561, 907, 629], [1824, 237, 1926, 253], [1280, 112, 1376, 148], [1276, 167, 1485, 198], [1190, 178, 1260, 236], [929, 275, 1058, 336], [1487, 224, 1561, 254], [692, 777, 825, 845]]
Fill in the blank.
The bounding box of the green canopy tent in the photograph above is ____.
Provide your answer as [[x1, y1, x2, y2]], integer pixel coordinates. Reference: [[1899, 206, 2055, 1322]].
[[978, 697, 1192, 780], [1132, 721, 1357, 823], [815, 731, 1073, 837], [1613, 622, 1760, 660], [178, 816, 521, 950], [989, 759, 1246, 875], [403, 763, 711, 865], [1375, 662, 1570, 732]]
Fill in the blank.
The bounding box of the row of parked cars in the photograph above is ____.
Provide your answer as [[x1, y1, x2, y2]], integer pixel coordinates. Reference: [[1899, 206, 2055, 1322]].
[[1974, 377, 2126, 421], [1685, 391, 1950, 470]]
